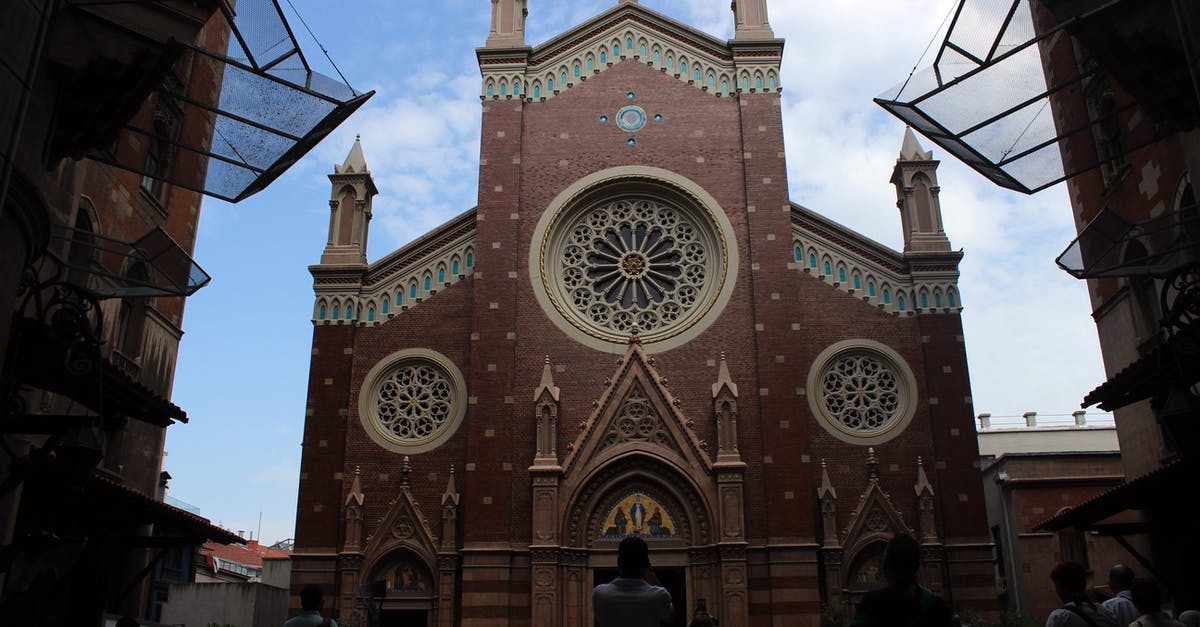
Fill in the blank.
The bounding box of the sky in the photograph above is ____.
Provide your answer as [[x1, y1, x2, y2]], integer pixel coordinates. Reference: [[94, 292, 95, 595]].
[[165, 0, 1111, 545]]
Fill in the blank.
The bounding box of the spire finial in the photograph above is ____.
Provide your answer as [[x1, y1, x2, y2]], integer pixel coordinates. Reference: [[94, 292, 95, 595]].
[[867, 447, 879, 482], [400, 455, 412, 489], [534, 355, 560, 401]]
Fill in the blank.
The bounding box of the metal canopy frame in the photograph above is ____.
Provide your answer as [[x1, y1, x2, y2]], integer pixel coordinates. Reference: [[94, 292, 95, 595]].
[[82, 0, 373, 203], [874, 0, 1159, 194], [50, 224, 211, 299], [1056, 203, 1200, 279]]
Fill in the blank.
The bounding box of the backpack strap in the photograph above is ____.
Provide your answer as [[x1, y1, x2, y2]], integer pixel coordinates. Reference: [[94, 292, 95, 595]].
[[1064, 603, 1102, 627]]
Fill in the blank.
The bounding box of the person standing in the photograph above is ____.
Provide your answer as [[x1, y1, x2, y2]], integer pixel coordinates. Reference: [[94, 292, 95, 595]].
[[1128, 579, 1185, 627], [1045, 562, 1119, 627], [593, 536, 674, 627], [1104, 564, 1139, 627], [284, 585, 338, 627], [851, 534, 954, 627]]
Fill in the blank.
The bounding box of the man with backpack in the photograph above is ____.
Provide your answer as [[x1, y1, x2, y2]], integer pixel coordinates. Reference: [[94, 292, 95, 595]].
[[284, 585, 338, 627]]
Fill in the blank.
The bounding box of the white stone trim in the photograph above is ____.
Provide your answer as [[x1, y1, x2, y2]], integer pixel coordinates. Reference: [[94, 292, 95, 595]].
[[791, 224, 963, 316], [806, 339, 919, 446], [357, 348, 468, 455], [529, 165, 739, 354], [481, 18, 781, 102]]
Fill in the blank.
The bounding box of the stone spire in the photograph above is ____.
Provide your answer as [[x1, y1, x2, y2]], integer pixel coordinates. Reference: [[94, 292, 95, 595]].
[[892, 127, 950, 253], [712, 351, 741, 463], [345, 465, 364, 506], [343, 466, 364, 552], [400, 455, 413, 489], [914, 457, 939, 543], [866, 447, 880, 483], [711, 351, 739, 399], [441, 465, 460, 552], [485, 0, 528, 48], [533, 356, 561, 465], [818, 460, 839, 549], [732, 0, 775, 40], [321, 135, 377, 266]]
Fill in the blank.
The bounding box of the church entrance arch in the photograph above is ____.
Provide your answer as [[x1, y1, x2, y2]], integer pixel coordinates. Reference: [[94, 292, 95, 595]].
[[362, 549, 437, 625], [559, 452, 721, 625]]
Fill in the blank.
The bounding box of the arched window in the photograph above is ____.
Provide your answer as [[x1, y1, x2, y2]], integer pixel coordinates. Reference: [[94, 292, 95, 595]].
[[547, 78, 554, 91], [466, 251, 474, 267], [575, 64, 581, 77], [653, 50, 660, 63], [680, 61, 688, 76], [707, 74, 715, 88], [934, 292, 942, 308], [513, 81, 520, 95], [613, 44, 620, 58], [600, 51, 607, 64], [838, 267, 847, 283], [423, 275, 431, 291], [397, 293, 404, 306], [742, 76, 749, 90], [898, 295, 907, 312], [382, 298, 389, 314], [695, 68, 702, 82], [486, 83, 494, 97], [410, 283, 418, 299], [332, 305, 340, 319], [853, 275, 862, 290], [500, 83, 507, 96], [640, 44, 647, 57], [452, 260, 460, 275], [721, 80, 728, 92], [794, 247, 802, 261], [319, 305, 327, 320], [68, 206, 97, 287], [667, 57, 674, 70], [883, 289, 892, 305], [141, 119, 173, 199], [756, 76, 763, 90], [627, 37, 633, 50], [769, 75, 776, 89], [533, 85, 540, 98], [346, 305, 354, 320], [869, 282, 877, 297], [368, 307, 375, 322], [588, 58, 595, 71], [438, 268, 446, 283], [561, 71, 567, 85], [948, 291, 957, 308], [920, 292, 929, 308], [809, 254, 817, 268], [823, 260, 832, 275]]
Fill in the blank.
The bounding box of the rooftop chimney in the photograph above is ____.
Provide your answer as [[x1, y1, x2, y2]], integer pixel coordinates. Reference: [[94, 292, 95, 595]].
[[1073, 410, 1087, 426], [1023, 411, 1037, 427], [977, 413, 991, 429]]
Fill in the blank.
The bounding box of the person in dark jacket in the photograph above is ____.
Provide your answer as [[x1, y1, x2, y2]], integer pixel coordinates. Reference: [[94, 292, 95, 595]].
[[851, 534, 953, 627]]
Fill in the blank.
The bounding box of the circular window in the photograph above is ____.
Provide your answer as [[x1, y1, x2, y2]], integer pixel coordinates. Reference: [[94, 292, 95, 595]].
[[531, 167, 737, 353], [806, 340, 918, 445], [358, 348, 466, 454], [616, 105, 647, 132]]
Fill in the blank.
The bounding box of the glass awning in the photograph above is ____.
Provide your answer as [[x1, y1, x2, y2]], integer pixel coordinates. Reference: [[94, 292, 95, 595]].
[[1056, 205, 1200, 279], [85, 0, 373, 203], [50, 225, 211, 299], [874, 0, 1156, 194]]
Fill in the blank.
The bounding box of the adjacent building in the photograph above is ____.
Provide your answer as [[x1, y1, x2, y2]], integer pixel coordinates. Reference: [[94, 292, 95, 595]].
[[292, 2, 996, 625], [876, 0, 1200, 612]]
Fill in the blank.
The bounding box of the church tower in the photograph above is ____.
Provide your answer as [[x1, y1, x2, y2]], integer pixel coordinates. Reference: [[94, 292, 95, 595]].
[[893, 127, 950, 253], [320, 137, 377, 266]]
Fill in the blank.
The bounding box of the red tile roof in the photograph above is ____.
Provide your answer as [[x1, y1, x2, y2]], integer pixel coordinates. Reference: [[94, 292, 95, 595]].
[[201, 539, 291, 569]]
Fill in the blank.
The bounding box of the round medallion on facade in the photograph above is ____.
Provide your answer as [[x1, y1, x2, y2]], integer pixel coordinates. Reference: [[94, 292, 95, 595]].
[[358, 348, 467, 454], [806, 340, 918, 445], [616, 105, 647, 132], [530, 167, 739, 353]]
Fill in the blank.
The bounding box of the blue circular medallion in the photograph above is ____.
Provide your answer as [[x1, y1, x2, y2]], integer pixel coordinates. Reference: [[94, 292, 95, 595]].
[[616, 106, 647, 132]]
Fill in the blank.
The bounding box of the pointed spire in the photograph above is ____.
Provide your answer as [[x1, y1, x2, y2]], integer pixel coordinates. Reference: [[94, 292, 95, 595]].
[[899, 127, 933, 161], [534, 355, 560, 401], [442, 464, 460, 506], [400, 456, 412, 489], [346, 465, 364, 506], [914, 456, 935, 497], [866, 447, 879, 482], [817, 459, 837, 500], [337, 135, 369, 174], [712, 351, 739, 399]]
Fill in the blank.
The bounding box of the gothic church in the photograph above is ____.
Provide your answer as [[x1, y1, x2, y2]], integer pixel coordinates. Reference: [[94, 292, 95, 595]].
[[292, 2, 994, 625]]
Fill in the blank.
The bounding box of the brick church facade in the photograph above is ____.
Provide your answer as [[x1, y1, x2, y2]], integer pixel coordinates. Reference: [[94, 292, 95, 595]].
[[291, 2, 995, 625]]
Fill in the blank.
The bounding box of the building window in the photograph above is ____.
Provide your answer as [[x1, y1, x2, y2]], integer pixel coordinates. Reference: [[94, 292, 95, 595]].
[[452, 260, 460, 275], [466, 252, 474, 267], [575, 64, 581, 77], [367, 307, 375, 322], [898, 296, 907, 311], [358, 348, 468, 454], [600, 51, 606, 64], [534, 85, 540, 99], [332, 305, 340, 319], [438, 268, 445, 283], [948, 291, 957, 307], [627, 37, 633, 50], [920, 293, 928, 308], [934, 293, 942, 308], [547, 78, 554, 91], [640, 44, 647, 57], [423, 275, 431, 291], [1059, 529, 1089, 567], [869, 282, 877, 297], [319, 306, 327, 320], [141, 119, 175, 201], [487, 83, 493, 97], [838, 268, 847, 283], [807, 340, 919, 445], [823, 260, 832, 275], [883, 289, 891, 305], [346, 306, 354, 320], [853, 275, 861, 290]]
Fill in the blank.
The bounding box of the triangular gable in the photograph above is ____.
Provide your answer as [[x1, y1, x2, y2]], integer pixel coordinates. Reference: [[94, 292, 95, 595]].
[[361, 482, 440, 574], [562, 336, 712, 478], [529, 3, 732, 66], [840, 468, 914, 560]]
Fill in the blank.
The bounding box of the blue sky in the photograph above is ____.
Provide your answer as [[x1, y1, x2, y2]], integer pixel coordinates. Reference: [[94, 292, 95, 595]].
[[166, 0, 1108, 545]]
